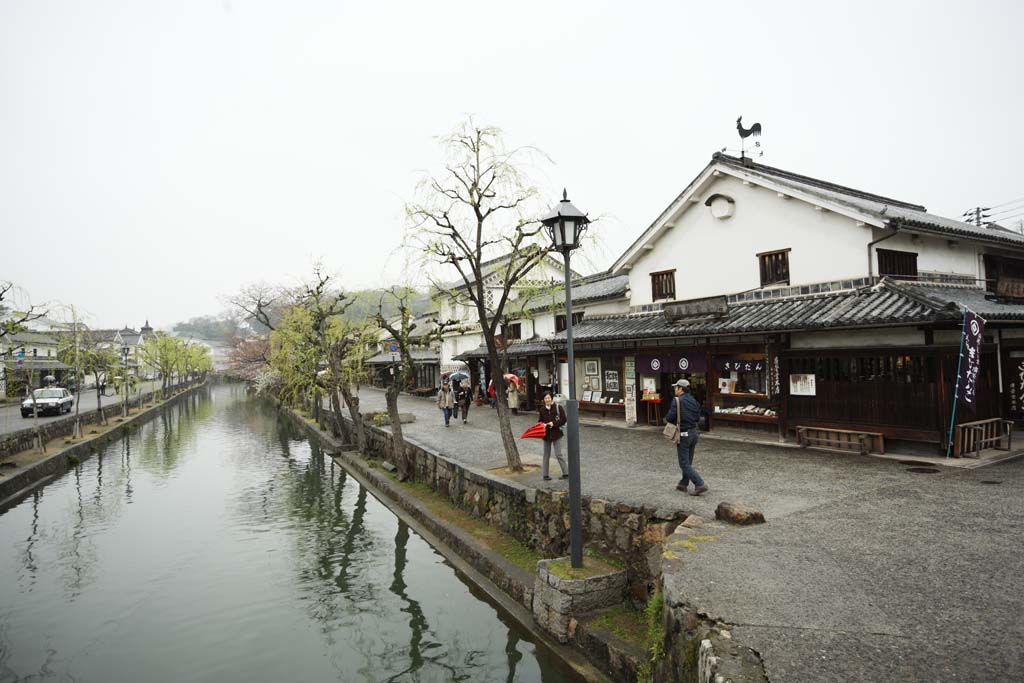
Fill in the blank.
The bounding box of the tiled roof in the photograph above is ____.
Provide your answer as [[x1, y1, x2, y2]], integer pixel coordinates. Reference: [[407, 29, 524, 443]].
[[716, 154, 1024, 247], [524, 272, 629, 312], [365, 348, 440, 365], [550, 278, 975, 343], [890, 281, 1024, 320], [455, 339, 554, 359]]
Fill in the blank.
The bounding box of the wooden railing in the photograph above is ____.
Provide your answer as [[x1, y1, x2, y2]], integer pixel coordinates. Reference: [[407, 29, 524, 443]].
[[953, 418, 1013, 458]]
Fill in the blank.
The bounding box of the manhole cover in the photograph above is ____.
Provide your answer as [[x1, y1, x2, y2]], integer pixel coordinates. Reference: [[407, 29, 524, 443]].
[[979, 480, 1002, 485], [905, 467, 941, 474]]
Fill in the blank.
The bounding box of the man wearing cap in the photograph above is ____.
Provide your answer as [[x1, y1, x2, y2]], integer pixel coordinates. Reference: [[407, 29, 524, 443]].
[[665, 379, 708, 496]]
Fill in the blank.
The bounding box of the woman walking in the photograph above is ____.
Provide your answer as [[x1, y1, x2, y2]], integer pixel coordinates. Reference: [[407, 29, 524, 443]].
[[537, 393, 568, 481], [436, 380, 455, 427]]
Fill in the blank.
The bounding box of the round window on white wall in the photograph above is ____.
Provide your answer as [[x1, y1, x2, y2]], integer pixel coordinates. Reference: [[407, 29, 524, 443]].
[[705, 194, 735, 220]]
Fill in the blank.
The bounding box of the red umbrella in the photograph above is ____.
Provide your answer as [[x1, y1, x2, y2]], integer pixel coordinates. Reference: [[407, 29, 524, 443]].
[[503, 373, 522, 389], [520, 422, 547, 439]]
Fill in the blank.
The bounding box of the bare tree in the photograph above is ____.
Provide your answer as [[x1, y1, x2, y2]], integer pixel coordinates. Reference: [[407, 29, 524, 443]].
[[406, 120, 552, 471], [0, 281, 45, 340], [375, 287, 450, 481]]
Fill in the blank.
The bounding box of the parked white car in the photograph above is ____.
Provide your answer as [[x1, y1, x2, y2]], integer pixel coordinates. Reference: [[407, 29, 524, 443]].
[[21, 388, 74, 417]]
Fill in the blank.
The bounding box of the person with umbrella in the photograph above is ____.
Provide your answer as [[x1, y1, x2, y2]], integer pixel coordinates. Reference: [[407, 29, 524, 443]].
[[505, 373, 520, 416], [451, 374, 471, 424], [537, 392, 568, 480]]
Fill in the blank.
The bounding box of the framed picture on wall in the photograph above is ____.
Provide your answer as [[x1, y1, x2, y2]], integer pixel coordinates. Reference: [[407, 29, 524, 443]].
[[604, 370, 619, 393], [587, 375, 601, 391], [584, 360, 599, 376]]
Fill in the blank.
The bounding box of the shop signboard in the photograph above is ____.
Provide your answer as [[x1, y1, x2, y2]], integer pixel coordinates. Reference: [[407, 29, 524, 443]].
[[637, 353, 707, 374], [716, 358, 765, 372], [624, 357, 637, 425], [789, 373, 816, 396]]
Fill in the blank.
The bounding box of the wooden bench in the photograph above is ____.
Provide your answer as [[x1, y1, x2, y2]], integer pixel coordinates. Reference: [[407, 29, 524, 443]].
[[953, 418, 1013, 458], [796, 426, 885, 455]]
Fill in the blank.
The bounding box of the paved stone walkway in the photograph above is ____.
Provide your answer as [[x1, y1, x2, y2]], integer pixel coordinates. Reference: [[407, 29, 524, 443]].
[[354, 388, 1024, 682], [354, 389, 941, 520]]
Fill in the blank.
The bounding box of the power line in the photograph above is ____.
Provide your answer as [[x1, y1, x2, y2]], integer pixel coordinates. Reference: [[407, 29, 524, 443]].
[[989, 202, 1024, 219], [990, 195, 1024, 210]]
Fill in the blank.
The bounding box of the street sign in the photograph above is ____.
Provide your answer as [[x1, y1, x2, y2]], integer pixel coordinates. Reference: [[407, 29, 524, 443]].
[[388, 342, 399, 353]]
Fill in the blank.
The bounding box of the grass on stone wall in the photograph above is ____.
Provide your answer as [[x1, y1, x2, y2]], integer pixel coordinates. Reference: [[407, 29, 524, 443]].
[[637, 589, 666, 683], [388, 474, 544, 573], [588, 605, 647, 647]]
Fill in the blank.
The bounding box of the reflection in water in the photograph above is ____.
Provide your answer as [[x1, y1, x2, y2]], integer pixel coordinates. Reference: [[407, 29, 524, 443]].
[[0, 383, 583, 683]]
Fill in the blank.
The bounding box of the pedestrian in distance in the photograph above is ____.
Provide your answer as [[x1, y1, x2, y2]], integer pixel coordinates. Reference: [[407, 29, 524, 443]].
[[665, 379, 708, 496], [538, 393, 569, 481], [507, 380, 519, 416], [437, 380, 455, 427], [457, 378, 472, 424]]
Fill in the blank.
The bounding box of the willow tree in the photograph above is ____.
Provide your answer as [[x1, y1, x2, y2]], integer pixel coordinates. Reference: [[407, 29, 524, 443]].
[[266, 268, 375, 451], [375, 287, 450, 481], [407, 120, 552, 472]]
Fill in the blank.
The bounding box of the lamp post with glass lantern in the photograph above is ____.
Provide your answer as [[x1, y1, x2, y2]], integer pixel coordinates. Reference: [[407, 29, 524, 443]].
[[541, 189, 590, 568]]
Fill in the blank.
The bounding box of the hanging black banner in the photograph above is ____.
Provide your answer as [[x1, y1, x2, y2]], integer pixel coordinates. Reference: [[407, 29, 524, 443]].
[[956, 310, 985, 413]]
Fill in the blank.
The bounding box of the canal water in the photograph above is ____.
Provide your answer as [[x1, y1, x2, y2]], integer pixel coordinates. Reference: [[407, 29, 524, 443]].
[[0, 384, 582, 682]]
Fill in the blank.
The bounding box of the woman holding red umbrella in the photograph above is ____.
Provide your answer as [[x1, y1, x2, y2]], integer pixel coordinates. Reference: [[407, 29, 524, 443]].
[[537, 393, 568, 481]]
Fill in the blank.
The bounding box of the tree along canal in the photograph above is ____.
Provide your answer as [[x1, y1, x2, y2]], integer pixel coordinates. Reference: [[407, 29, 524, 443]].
[[0, 383, 584, 682]]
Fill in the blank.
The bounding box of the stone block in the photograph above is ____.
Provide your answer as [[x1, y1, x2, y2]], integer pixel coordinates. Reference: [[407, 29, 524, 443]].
[[590, 498, 607, 514], [681, 514, 704, 528], [715, 502, 766, 526]]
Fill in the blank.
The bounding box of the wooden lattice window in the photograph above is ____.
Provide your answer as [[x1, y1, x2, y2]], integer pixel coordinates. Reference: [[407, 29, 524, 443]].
[[555, 312, 585, 333], [651, 270, 676, 301], [504, 323, 522, 340], [758, 249, 791, 286], [877, 249, 918, 280]]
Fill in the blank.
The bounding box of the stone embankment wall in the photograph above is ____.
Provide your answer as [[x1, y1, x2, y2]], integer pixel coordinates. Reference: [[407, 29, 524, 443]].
[[655, 525, 769, 683], [325, 407, 688, 602], [0, 383, 208, 506], [0, 387, 192, 459]]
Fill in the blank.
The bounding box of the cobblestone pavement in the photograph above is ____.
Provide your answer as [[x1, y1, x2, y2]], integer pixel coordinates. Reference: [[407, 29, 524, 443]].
[[354, 388, 929, 520], [353, 388, 1024, 682]]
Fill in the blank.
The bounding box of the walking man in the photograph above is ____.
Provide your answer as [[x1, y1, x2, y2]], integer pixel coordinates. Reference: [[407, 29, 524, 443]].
[[437, 380, 455, 427], [538, 393, 569, 481], [665, 379, 708, 496]]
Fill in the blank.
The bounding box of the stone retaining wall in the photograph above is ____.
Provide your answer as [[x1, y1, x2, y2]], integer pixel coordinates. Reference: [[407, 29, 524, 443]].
[[656, 525, 769, 682], [0, 384, 194, 459], [327, 407, 688, 602], [0, 383, 207, 506]]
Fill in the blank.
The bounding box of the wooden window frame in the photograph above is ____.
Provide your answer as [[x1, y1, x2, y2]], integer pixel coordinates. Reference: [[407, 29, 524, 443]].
[[555, 311, 585, 333], [757, 248, 791, 286], [650, 269, 676, 301], [877, 248, 918, 280], [504, 322, 522, 340]]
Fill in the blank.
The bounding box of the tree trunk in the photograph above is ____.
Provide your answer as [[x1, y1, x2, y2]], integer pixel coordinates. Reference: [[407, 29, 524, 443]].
[[96, 376, 106, 425], [339, 385, 366, 452], [385, 384, 410, 480], [329, 389, 351, 442], [489, 354, 522, 470]]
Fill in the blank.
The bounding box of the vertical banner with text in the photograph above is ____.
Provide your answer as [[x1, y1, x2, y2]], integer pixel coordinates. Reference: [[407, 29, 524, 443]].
[[957, 310, 986, 413], [947, 308, 987, 457]]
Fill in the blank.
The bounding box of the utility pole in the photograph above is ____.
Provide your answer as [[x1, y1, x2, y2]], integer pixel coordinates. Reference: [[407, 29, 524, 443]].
[[962, 206, 991, 227]]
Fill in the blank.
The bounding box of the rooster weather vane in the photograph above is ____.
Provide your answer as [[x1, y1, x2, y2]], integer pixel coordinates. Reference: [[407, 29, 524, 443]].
[[733, 115, 763, 160]]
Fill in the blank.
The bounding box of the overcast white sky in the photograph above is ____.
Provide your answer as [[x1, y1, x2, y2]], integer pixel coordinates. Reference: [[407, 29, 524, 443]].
[[2, 0, 1022, 329]]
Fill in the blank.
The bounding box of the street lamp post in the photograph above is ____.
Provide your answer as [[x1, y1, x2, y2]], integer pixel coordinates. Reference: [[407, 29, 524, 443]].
[[121, 344, 130, 418], [542, 189, 590, 569]]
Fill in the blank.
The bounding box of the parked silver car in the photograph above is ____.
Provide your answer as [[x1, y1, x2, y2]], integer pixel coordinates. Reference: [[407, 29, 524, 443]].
[[21, 387, 74, 417]]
